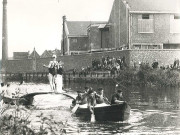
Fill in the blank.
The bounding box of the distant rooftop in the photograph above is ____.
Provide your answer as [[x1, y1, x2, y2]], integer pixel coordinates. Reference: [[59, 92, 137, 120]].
[[13, 52, 29, 60], [29, 48, 40, 59], [125, 0, 180, 13], [66, 21, 107, 35]]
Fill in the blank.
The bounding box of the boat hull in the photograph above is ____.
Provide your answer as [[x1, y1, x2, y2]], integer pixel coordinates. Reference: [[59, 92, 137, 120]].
[[75, 102, 131, 121]]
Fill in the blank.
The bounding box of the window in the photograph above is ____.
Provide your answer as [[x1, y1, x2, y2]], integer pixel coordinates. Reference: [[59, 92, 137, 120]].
[[170, 14, 180, 33], [141, 45, 148, 49], [174, 14, 180, 19], [134, 45, 141, 49], [163, 44, 180, 49], [72, 38, 77, 43], [138, 14, 154, 33], [148, 45, 160, 49], [133, 44, 161, 50], [142, 14, 149, 19]]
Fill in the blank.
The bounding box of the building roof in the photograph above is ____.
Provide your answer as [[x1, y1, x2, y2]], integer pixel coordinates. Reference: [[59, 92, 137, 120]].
[[41, 50, 53, 58], [13, 52, 29, 59], [41, 49, 61, 58], [66, 21, 107, 35], [29, 48, 40, 59], [125, 0, 180, 13]]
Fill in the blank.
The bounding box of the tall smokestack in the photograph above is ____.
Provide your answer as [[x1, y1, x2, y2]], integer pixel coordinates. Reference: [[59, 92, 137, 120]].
[[62, 15, 66, 56], [2, 0, 8, 72]]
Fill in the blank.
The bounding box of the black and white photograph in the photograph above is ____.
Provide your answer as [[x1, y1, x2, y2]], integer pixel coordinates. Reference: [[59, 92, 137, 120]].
[[0, 0, 180, 134]]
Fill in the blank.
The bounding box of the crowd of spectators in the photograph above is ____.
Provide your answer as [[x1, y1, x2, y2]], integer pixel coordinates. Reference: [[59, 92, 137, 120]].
[[74, 57, 180, 76], [76, 56, 128, 75], [91, 56, 127, 74], [137, 58, 180, 70]]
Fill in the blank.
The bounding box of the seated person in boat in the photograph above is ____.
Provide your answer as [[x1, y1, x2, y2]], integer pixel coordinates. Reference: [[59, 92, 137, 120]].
[[72, 91, 87, 106], [95, 88, 105, 104], [84, 86, 90, 93], [95, 88, 109, 104], [87, 88, 96, 114], [111, 90, 125, 105]]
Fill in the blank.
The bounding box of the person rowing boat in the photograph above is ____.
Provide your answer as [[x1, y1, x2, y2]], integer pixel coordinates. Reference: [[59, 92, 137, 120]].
[[72, 88, 130, 122], [111, 89, 125, 105], [74, 90, 88, 105], [95, 88, 110, 104], [86, 88, 96, 122], [71, 90, 88, 113]]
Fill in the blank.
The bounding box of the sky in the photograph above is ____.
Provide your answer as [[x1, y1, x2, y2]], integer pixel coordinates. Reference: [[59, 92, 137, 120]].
[[0, 0, 114, 58]]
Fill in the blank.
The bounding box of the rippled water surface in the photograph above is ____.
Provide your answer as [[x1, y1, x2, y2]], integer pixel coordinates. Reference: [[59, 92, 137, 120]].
[[3, 82, 180, 134]]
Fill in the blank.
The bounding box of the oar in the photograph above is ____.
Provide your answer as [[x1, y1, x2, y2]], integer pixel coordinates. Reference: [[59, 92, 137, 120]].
[[61, 93, 80, 113], [71, 104, 79, 113], [103, 97, 111, 104], [90, 102, 96, 123], [62, 93, 75, 100], [90, 110, 95, 123]]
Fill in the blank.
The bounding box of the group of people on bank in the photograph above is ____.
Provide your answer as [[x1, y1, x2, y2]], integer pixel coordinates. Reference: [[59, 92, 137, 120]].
[[72, 86, 125, 114], [43, 54, 64, 93]]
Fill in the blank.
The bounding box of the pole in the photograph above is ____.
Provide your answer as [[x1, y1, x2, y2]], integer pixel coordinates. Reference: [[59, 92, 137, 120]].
[[62, 16, 66, 56], [2, 0, 8, 73]]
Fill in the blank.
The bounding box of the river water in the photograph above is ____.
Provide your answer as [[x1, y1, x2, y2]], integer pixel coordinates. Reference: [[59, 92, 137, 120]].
[[2, 82, 180, 134], [63, 82, 180, 134]]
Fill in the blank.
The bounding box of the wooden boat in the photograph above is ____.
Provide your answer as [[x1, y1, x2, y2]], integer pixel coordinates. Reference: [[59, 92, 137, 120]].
[[2, 96, 18, 105], [2, 92, 53, 106], [74, 102, 131, 122]]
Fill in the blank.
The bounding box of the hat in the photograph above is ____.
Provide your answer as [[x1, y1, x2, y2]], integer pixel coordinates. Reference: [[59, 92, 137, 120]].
[[84, 86, 89, 89], [1, 83, 5, 87], [77, 90, 84, 93], [117, 90, 122, 93], [97, 88, 103, 91], [52, 54, 57, 58], [58, 60, 64, 65], [88, 88, 94, 94]]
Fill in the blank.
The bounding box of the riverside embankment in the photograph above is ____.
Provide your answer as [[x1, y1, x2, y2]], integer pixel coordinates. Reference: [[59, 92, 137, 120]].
[[1, 67, 180, 89]]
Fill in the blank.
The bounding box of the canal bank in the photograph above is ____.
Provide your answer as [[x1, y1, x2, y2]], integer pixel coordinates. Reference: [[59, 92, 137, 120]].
[[1, 66, 180, 88]]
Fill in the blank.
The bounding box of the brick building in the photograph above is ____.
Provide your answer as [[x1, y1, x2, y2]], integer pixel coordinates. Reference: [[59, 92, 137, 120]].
[[63, 0, 180, 51], [62, 19, 112, 55], [87, 23, 111, 51], [109, 0, 180, 50], [62, 21, 91, 55], [13, 52, 29, 59]]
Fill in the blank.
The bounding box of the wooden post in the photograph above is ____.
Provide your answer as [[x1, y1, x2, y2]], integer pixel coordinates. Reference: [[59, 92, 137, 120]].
[[26, 73, 27, 82], [29, 73, 31, 81], [41, 73, 43, 78], [32, 73, 34, 81], [68, 73, 70, 82]]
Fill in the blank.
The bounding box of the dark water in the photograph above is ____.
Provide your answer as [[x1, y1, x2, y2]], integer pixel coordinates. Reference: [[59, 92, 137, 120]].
[[63, 81, 180, 134]]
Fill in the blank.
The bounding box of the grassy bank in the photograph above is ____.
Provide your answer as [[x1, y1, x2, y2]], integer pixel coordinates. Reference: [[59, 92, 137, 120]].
[[115, 67, 180, 88]]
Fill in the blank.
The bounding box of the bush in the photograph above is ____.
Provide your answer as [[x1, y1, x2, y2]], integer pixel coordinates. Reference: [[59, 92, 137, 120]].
[[116, 67, 180, 88]]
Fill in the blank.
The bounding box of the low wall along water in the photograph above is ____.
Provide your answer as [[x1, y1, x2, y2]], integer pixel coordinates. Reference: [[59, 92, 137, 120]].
[[4, 49, 180, 73]]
